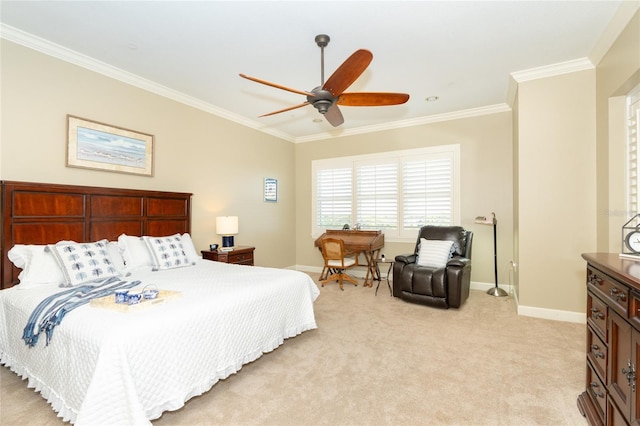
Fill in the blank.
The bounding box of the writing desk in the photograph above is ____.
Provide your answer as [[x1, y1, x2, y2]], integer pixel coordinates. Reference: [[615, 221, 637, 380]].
[[314, 229, 384, 286]]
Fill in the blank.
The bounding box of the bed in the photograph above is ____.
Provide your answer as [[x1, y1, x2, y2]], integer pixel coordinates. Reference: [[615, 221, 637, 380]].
[[0, 181, 319, 425]]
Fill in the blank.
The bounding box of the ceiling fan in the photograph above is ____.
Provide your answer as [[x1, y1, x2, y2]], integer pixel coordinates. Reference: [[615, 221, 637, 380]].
[[239, 34, 410, 127]]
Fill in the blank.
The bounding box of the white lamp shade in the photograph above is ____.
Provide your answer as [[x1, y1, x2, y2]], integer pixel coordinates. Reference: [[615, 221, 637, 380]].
[[216, 216, 239, 235]]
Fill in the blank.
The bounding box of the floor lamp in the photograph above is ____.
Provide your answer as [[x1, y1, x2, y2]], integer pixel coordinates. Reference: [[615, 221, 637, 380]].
[[475, 212, 507, 297]]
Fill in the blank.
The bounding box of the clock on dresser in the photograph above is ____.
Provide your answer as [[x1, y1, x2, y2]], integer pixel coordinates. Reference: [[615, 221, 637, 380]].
[[201, 246, 255, 266], [622, 214, 640, 258]]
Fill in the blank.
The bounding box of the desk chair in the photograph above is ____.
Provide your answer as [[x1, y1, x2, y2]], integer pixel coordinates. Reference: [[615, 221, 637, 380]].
[[320, 238, 358, 290]]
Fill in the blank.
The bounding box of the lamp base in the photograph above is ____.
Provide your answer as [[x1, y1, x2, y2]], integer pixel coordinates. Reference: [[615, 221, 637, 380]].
[[222, 235, 234, 248], [487, 286, 508, 297]]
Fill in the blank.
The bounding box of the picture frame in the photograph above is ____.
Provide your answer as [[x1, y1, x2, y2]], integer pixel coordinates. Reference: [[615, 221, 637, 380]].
[[264, 177, 278, 202], [66, 115, 154, 176]]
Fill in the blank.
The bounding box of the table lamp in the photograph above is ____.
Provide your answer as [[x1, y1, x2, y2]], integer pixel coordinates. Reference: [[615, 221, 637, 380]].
[[216, 216, 238, 251]]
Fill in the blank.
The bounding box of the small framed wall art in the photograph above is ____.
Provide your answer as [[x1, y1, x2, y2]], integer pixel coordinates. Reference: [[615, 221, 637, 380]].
[[67, 115, 154, 176], [264, 177, 278, 202]]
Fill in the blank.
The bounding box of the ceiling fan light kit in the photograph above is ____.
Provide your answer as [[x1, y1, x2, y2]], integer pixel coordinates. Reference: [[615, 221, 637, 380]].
[[240, 34, 409, 127]]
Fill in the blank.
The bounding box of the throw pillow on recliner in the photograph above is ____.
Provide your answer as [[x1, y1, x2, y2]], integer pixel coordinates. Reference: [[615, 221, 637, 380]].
[[416, 238, 454, 268]]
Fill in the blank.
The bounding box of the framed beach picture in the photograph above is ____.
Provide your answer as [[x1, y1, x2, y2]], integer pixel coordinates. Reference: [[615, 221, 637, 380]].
[[264, 177, 278, 202], [66, 115, 154, 176]]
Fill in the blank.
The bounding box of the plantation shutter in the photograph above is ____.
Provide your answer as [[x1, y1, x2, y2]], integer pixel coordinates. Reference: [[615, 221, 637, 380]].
[[356, 162, 398, 230], [312, 145, 459, 239], [629, 85, 640, 215], [316, 167, 352, 228], [402, 152, 454, 229]]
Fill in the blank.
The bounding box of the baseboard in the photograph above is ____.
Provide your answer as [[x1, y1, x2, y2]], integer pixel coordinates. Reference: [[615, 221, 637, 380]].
[[471, 280, 585, 323], [295, 265, 586, 324], [517, 305, 586, 324]]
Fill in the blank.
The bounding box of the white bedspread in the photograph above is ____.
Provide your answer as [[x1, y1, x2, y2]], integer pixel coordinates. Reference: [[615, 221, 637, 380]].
[[0, 260, 320, 425]]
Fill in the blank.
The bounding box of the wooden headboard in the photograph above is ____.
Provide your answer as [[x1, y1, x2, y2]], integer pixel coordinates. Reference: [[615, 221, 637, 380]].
[[1, 181, 192, 289]]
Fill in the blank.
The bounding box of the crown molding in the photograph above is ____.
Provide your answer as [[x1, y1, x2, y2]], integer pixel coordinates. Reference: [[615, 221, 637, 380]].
[[506, 75, 519, 109], [506, 57, 595, 108], [294, 103, 512, 143], [511, 57, 594, 84], [0, 24, 295, 143]]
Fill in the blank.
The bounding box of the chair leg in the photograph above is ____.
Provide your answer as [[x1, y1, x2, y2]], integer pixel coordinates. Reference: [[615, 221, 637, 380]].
[[322, 271, 358, 291], [321, 273, 341, 288], [342, 273, 358, 286], [320, 266, 328, 281]]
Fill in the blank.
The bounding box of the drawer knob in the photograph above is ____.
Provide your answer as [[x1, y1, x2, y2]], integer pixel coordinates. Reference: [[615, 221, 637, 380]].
[[590, 381, 604, 398], [610, 288, 626, 302], [589, 275, 603, 286], [589, 307, 604, 320], [590, 344, 605, 359]]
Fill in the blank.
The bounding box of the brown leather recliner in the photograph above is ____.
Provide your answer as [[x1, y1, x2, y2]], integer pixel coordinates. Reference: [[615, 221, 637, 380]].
[[393, 225, 473, 309]]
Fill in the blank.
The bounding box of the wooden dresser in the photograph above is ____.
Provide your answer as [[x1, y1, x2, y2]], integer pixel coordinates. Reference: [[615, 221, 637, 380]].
[[201, 246, 255, 266], [579, 253, 640, 425]]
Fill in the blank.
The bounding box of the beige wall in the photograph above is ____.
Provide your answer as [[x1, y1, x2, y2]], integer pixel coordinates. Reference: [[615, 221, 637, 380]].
[[598, 10, 640, 252], [0, 40, 297, 268], [294, 112, 514, 287], [515, 69, 597, 314], [510, 9, 639, 317]]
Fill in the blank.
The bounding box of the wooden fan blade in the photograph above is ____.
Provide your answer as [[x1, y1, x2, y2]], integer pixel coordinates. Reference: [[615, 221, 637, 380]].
[[337, 92, 410, 106], [323, 49, 373, 97], [259, 102, 310, 117], [324, 104, 344, 127], [239, 73, 316, 97]]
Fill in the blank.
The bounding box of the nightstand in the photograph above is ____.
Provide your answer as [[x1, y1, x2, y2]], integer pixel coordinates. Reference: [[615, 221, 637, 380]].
[[201, 246, 255, 266]]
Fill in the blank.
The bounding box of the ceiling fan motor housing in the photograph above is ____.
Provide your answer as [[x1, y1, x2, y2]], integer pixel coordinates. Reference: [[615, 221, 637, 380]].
[[307, 87, 336, 114]]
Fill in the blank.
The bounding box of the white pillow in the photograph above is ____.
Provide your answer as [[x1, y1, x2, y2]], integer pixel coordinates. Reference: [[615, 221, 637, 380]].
[[7, 244, 66, 287], [142, 234, 195, 271], [180, 233, 200, 263], [117, 234, 153, 271], [416, 238, 454, 268], [48, 239, 121, 287]]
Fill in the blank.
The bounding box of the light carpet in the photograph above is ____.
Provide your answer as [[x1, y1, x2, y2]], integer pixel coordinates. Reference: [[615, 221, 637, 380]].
[[0, 273, 587, 425]]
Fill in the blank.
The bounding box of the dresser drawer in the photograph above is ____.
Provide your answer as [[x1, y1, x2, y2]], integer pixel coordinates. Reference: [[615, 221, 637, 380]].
[[586, 361, 606, 424], [228, 252, 253, 265], [588, 266, 629, 318], [201, 247, 255, 266], [587, 327, 607, 383], [588, 291, 608, 340]]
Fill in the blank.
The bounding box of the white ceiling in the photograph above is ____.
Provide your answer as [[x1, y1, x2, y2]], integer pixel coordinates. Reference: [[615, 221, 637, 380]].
[[0, 1, 633, 142]]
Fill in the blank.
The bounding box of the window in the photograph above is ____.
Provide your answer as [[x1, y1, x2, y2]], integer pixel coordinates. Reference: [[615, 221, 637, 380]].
[[628, 85, 640, 215], [312, 145, 460, 241]]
